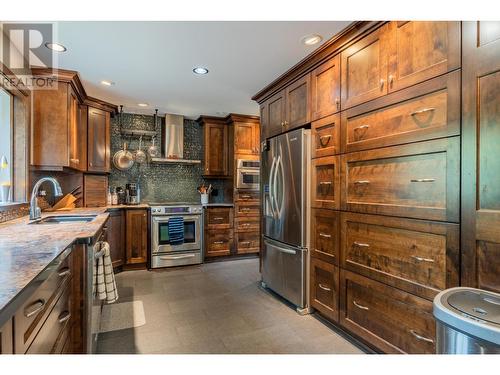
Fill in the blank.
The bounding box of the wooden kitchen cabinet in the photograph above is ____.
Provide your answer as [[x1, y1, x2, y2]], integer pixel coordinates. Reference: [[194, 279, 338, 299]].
[[84, 174, 108, 207], [126, 209, 148, 264], [341, 137, 460, 222], [311, 208, 340, 264], [264, 90, 286, 139], [285, 74, 310, 129], [87, 107, 111, 173], [461, 21, 500, 293], [311, 114, 340, 158], [341, 24, 389, 110], [340, 270, 436, 354], [206, 229, 233, 257], [234, 122, 260, 155], [386, 21, 460, 93], [311, 156, 340, 210], [107, 210, 126, 269], [311, 54, 341, 121], [198, 117, 229, 177], [310, 257, 339, 322], [0, 319, 13, 354]]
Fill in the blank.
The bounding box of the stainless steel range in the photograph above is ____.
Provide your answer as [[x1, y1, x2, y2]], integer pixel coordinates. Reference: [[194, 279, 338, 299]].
[[150, 202, 203, 268]]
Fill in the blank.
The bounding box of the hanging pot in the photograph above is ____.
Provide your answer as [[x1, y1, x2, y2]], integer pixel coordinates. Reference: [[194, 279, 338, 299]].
[[134, 136, 147, 164], [113, 142, 135, 171]]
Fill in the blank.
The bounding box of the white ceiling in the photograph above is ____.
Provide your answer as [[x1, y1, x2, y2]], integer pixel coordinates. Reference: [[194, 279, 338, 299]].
[[54, 21, 351, 118]]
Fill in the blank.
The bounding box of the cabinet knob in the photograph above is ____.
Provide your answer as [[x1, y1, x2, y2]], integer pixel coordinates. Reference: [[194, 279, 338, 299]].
[[388, 75, 394, 85], [379, 79, 385, 89]]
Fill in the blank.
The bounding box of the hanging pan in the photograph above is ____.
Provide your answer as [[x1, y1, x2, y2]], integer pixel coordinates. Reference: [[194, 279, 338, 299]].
[[113, 142, 135, 171]]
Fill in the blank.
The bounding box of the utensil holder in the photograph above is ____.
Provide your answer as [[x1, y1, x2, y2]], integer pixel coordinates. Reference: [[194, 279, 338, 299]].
[[200, 193, 209, 206]]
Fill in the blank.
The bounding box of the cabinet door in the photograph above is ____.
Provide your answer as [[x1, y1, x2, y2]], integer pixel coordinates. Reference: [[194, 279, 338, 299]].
[[83, 174, 107, 207], [0, 319, 13, 354], [310, 258, 339, 322], [341, 24, 389, 110], [387, 21, 461, 93], [259, 103, 268, 140], [462, 21, 500, 293], [267, 90, 286, 138], [126, 209, 148, 264], [285, 74, 310, 129], [87, 107, 110, 172], [68, 90, 86, 171], [234, 123, 258, 155], [311, 55, 341, 121], [204, 123, 228, 176], [107, 210, 125, 269]]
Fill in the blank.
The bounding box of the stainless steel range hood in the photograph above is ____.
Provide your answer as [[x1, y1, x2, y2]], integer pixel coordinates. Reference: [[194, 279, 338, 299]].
[[154, 114, 201, 165]]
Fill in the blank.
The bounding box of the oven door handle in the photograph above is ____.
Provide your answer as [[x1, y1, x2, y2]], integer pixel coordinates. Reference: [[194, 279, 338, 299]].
[[239, 169, 260, 175], [159, 254, 196, 260]]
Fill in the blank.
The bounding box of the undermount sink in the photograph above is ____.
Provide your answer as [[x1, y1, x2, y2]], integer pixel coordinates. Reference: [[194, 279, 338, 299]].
[[30, 215, 97, 224]]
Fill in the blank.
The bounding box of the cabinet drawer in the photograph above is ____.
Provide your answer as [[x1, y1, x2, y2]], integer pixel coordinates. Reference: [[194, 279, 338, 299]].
[[235, 191, 260, 203], [26, 284, 72, 354], [235, 216, 260, 232], [341, 212, 459, 300], [235, 231, 260, 254], [311, 156, 340, 209], [311, 209, 339, 264], [342, 71, 460, 153], [15, 249, 73, 354], [341, 137, 459, 222], [206, 230, 233, 257], [205, 207, 233, 229], [312, 114, 340, 158], [235, 201, 260, 217], [340, 270, 435, 354], [310, 258, 339, 322]]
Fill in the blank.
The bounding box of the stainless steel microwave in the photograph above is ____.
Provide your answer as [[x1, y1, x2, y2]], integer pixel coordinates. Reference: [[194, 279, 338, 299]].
[[236, 159, 260, 190]]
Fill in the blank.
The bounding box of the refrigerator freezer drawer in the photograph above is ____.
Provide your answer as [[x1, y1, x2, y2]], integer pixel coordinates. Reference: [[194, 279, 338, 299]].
[[262, 237, 307, 308]]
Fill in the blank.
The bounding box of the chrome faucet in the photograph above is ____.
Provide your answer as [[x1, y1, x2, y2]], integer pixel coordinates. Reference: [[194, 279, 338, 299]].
[[30, 177, 63, 220]]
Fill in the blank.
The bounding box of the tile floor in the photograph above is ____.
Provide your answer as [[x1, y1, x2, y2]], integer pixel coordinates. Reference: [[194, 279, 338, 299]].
[[97, 258, 364, 354]]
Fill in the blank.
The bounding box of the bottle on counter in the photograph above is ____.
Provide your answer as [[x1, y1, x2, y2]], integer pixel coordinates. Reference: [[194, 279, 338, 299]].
[[107, 187, 113, 206], [111, 188, 118, 205], [116, 186, 126, 205]]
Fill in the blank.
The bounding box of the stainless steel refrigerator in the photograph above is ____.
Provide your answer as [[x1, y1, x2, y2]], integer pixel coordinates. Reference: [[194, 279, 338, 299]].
[[261, 127, 310, 312]]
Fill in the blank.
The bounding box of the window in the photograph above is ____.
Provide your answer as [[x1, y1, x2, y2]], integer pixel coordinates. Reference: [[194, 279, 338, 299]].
[[0, 88, 13, 204]]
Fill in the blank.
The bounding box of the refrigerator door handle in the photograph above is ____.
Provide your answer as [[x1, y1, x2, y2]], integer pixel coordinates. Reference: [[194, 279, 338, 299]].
[[265, 241, 297, 255], [272, 155, 280, 220], [276, 153, 285, 219], [268, 155, 277, 218]]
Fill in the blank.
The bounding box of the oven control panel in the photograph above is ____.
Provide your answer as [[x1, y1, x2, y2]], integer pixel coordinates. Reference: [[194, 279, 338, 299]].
[[151, 206, 203, 215]]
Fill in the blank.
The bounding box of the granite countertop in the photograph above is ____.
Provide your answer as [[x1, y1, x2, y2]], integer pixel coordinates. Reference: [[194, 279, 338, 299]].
[[105, 203, 150, 210], [0, 207, 109, 319]]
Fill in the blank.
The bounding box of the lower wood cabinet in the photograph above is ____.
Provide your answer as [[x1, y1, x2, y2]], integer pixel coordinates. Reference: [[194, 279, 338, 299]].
[[235, 231, 259, 254], [311, 156, 340, 209], [311, 209, 340, 264], [340, 270, 436, 354], [0, 319, 13, 354], [107, 209, 126, 269], [205, 229, 233, 257], [126, 209, 148, 264], [310, 257, 339, 322], [341, 212, 459, 300]]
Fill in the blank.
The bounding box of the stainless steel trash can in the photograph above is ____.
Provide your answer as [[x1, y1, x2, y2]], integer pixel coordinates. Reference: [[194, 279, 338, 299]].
[[433, 287, 500, 354]]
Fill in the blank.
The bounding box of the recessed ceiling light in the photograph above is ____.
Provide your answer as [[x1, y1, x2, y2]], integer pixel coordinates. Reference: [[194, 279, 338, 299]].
[[137, 103, 149, 107], [44, 42, 67, 52], [301, 34, 323, 46], [100, 80, 115, 86], [193, 67, 209, 75]]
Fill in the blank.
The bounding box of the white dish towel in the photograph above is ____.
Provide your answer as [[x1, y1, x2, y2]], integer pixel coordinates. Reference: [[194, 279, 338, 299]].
[[95, 241, 119, 304]]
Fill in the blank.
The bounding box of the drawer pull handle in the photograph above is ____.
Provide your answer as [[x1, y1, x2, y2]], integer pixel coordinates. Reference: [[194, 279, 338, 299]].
[[319, 181, 332, 185], [353, 300, 369, 311], [242, 223, 251, 227], [58, 267, 71, 278], [241, 208, 251, 212], [58, 311, 71, 324], [353, 125, 370, 132], [353, 241, 370, 248], [319, 134, 332, 147], [240, 195, 252, 199], [409, 329, 434, 344], [212, 217, 224, 221], [354, 180, 370, 185], [318, 284, 331, 292], [240, 241, 251, 246], [410, 178, 435, 183], [411, 255, 435, 263], [70, 158, 80, 164], [319, 232, 332, 238], [410, 107, 435, 117], [24, 299, 46, 318], [213, 241, 225, 245]]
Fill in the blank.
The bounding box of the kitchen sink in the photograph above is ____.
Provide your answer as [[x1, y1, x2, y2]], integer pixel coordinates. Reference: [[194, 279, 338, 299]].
[[30, 215, 97, 224]]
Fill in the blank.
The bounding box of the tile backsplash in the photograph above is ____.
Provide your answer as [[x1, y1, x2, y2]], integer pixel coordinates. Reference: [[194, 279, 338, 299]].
[[109, 113, 229, 204]]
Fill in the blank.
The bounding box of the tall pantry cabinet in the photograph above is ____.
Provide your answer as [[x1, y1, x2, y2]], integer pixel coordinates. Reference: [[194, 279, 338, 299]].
[[254, 21, 500, 354]]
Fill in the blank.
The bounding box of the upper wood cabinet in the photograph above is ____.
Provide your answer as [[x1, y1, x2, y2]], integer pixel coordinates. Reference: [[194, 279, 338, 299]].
[[461, 21, 500, 294], [234, 121, 260, 155], [199, 117, 229, 177], [387, 21, 460, 93], [126, 209, 148, 264], [311, 54, 341, 121], [32, 82, 87, 170], [285, 74, 310, 129], [87, 107, 110, 173], [341, 24, 389, 110], [264, 90, 286, 139]]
